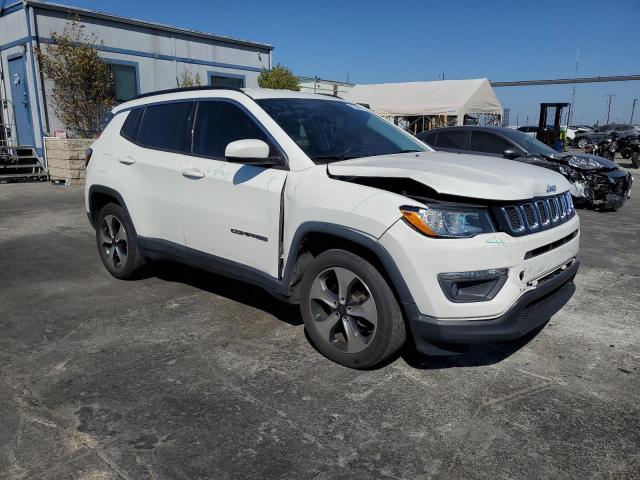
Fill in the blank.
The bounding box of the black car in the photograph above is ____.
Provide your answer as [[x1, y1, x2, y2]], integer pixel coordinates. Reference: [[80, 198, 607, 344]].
[[573, 124, 640, 148], [417, 126, 633, 211]]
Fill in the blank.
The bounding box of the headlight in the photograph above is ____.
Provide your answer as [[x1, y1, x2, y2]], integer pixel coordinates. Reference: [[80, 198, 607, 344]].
[[568, 156, 600, 170], [400, 204, 494, 238]]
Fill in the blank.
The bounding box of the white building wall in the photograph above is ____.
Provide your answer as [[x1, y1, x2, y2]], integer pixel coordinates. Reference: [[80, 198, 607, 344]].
[[1, 1, 272, 152]]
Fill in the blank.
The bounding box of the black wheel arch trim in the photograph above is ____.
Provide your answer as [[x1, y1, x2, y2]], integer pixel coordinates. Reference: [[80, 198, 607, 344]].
[[279, 222, 417, 307], [88, 185, 133, 230]]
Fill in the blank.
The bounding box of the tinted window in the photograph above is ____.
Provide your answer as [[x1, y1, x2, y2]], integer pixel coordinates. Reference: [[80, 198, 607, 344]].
[[137, 102, 193, 152], [210, 75, 245, 88], [107, 63, 138, 102], [120, 108, 143, 141], [470, 131, 513, 154], [436, 130, 468, 149], [418, 131, 437, 146], [193, 101, 272, 158]]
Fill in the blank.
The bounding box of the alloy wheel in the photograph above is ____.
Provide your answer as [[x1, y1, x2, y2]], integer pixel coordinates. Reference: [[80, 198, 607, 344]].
[[99, 214, 129, 270], [308, 267, 378, 353]]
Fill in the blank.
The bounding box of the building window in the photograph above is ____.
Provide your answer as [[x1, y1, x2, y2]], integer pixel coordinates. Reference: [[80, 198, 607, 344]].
[[107, 63, 138, 102], [209, 74, 245, 89]]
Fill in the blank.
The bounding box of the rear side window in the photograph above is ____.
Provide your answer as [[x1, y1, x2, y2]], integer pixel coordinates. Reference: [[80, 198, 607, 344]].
[[137, 102, 193, 152], [120, 108, 143, 141], [418, 131, 437, 146], [470, 131, 512, 154], [437, 130, 469, 149], [193, 101, 273, 158]]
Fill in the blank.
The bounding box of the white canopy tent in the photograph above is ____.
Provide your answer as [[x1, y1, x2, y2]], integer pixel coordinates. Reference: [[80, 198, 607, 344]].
[[342, 79, 503, 128]]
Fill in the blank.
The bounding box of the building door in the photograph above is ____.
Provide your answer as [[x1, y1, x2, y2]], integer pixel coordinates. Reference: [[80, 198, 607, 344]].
[[8, 55, 35, 146]]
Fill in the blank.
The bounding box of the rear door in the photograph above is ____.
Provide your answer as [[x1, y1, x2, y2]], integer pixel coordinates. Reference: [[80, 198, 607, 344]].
[[178, 99, 287, 277], [115, 101, 193, 245]]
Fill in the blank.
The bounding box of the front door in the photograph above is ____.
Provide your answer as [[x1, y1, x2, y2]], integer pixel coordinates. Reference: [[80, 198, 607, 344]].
[[8, 55, 35, 146], [179, 99, 287, 278]]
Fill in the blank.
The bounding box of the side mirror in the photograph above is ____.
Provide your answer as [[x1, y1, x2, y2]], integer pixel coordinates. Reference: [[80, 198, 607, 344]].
[[225, 139, 282, 167], [503, 149, 521, 159]]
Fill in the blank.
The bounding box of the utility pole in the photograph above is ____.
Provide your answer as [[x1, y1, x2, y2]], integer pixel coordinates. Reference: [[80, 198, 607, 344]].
[[569, 50, 579, 125], [631, 98, 638, 124], [606, 94, 615, 124]]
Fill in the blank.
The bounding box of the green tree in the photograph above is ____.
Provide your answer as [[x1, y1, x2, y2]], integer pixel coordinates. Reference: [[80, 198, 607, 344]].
[[35, 19, 114, 138], [177, 70, 202, 87], [257, 64, 300, 91]]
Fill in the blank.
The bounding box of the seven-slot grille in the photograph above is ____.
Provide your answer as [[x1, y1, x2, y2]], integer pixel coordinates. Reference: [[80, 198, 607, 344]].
[[496, 191, 575, 236]]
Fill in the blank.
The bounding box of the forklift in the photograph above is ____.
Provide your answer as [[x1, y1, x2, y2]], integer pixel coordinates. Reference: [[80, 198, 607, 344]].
[[536, 102, 569, 152]]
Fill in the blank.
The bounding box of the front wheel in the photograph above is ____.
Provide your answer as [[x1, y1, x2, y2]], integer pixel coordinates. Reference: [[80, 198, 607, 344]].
[[576, 138, 589, 149], [632, 151, 640, 169], [300, 249, 406, 369]]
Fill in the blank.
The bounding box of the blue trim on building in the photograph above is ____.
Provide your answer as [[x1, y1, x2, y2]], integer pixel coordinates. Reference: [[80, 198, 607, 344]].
[[103, 58, 141, 99], [0, 37, 29, 52], [37, 37, 264, 73], [208, 71, 246, 87], [0, 1, 23, 17]]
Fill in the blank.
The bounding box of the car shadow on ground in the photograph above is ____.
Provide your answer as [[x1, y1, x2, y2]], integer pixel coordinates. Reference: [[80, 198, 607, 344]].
[[150, 261, 303, 326], [149, 261, 561, 371]]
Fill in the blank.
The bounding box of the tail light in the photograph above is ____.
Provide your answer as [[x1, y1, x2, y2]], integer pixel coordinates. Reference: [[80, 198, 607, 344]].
[[85, 148, 93, 167]]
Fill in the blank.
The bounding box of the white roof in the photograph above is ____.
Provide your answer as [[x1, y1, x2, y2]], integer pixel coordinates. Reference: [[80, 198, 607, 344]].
[[341, 79, 503, 119]]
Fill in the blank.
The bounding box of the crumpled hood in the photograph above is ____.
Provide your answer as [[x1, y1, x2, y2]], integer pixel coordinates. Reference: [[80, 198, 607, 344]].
[[327, 151, 571, 201], [569, 153, 618, 170]]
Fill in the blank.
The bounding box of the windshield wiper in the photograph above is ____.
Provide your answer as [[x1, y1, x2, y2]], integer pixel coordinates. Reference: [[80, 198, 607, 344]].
[[392, 149, 422, 154]]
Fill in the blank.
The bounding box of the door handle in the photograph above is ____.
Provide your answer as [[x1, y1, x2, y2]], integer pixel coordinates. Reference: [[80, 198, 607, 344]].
[[119, 156, 135, 165], [182, 168, 205, 179]]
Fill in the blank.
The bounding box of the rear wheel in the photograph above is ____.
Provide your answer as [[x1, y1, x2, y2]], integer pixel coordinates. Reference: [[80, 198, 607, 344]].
[[576, 138, 589, 149], [300, 249, 406, 369], [96, 203, 146, 279]]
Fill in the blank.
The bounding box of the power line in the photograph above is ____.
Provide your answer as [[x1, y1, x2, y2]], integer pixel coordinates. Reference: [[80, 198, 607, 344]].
[[491, 74, 640, 87]]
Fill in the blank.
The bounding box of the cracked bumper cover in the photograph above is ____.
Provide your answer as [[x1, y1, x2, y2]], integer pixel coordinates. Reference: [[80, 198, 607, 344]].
[[406, 259, 579, 353]]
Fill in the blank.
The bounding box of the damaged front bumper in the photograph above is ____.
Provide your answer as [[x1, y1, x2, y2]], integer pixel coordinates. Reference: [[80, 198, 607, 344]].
[[571, 169, 633, 209]]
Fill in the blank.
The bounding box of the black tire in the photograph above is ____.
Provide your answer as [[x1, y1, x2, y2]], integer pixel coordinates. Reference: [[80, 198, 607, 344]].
[[621, 151, 631, 159], [95, 203, 146, 279], [299, 249, 406, 369], [576, 137, 589, 149], [632, 151, 640, 169]]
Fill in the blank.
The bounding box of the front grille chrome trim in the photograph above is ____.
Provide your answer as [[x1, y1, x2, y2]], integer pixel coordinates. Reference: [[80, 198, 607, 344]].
[[494, 192, 576, 237]]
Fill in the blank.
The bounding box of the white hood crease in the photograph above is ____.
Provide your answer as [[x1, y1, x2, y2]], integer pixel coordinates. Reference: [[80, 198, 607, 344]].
[[327, 152, 571, 201]]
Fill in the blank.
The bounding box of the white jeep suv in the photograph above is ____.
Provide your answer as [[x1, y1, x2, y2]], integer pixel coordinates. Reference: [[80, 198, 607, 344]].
[[85, 87, 580, 368]]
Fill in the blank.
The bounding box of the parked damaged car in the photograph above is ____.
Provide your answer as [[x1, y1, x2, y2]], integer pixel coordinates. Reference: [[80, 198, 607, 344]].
[[417, 126, 633, 211]]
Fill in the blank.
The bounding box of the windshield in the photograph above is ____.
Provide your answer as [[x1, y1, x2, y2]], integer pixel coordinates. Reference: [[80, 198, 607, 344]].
[[504, 129, 558, 157], [256, 98, 427, 162]]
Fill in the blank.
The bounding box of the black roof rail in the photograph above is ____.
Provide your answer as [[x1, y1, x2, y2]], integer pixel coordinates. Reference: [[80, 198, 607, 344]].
[[132, 85, 246, 100]]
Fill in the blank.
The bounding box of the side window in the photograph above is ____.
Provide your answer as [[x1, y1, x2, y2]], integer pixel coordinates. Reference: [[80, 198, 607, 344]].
[[418, 131, 437, 146], [470, 131, 513, 154], [436, 130, 469, 149], [137, 102, 193, 152], [120, 108, 144, 141], [107, 63, 138, 102], [210, 74, 245, 89], [193, 101, 273, 158]]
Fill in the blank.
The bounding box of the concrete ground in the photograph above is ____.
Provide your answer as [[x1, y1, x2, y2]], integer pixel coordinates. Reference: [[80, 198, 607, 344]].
[[0, 162, 638, 479]]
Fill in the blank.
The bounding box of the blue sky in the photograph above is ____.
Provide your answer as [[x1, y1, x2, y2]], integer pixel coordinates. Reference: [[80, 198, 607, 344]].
[[57, 0, 640, 125]]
